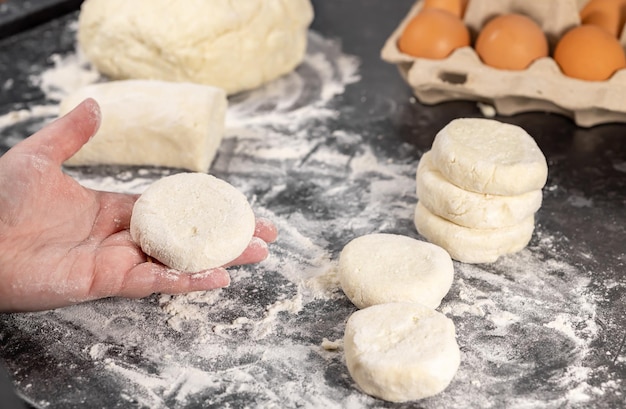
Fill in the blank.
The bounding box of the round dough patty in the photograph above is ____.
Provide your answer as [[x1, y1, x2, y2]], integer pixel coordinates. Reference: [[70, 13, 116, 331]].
[[414, 202, 535, 264], [338, 233, 454, 309], [430, 118, 548, 195], [344, 302, 461, 403], [416, 151, 543, 229], [130, 173, 255, 272]]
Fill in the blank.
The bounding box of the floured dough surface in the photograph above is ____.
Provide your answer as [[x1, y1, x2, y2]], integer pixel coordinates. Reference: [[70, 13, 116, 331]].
[[416, 151, 543, 228], [344, 302, 461, 403], [60, 80, 227, 172], [130, 173, 255, 272], [338, 233, 454, 309], [77, 0, 314, 95], [414, 202, 534, 264], [430, 118, 548, 195]]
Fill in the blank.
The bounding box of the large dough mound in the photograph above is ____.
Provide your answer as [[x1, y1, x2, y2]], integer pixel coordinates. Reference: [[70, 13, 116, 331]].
[[130, 173, 255, 272], [78, 0, 314, 95], [344, 302, 461, 402], [430, 118, 548, 195], [338, 233, 454, 309]]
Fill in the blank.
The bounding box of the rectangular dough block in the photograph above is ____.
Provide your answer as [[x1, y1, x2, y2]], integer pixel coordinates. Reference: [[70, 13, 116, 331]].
[[59, 79, 227, 172]]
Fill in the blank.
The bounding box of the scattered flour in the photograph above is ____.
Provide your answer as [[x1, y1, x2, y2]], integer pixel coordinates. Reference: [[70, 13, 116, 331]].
[[0, 14, 620, 409], [31, 50, 101, 101]]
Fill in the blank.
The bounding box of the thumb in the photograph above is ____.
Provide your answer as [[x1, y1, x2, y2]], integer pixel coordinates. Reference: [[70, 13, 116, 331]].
[[19, 98, 101, 165]]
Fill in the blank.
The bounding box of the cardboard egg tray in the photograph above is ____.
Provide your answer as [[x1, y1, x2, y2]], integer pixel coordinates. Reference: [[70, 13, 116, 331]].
[[381, 0, 626, 127]]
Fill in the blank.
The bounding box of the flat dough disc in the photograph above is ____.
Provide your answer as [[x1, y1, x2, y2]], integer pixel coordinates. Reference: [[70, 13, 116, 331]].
[[414, 202, 534, 264], [430, 118, 548, 195], [338, 233, 454, 309], [344, 302, 461, 403], [130, 173, 255, 272], [416, 151, 543, 228]]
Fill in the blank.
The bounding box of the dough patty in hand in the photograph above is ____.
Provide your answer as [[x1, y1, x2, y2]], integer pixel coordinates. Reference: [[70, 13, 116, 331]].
[[130, 173, 256, 272]]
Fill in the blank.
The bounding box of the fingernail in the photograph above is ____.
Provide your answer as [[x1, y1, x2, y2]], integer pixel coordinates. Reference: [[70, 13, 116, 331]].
[[84, 98, 101, 138]]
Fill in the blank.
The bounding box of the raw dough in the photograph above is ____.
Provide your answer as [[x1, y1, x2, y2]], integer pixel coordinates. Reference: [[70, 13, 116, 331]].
[[338, 233, 454, 309], [59, 80, 227, 172], [343, 302, 461, 403], [77, 0, 314, 95], [416, 151, 543, 228], [430, 118, 548, 195], [130, 173, 255, 272], [414, 202, 535, 264]]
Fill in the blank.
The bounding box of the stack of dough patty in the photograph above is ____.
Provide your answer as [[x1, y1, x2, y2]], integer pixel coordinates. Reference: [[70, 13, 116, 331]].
[[414, 118, 548, 264]]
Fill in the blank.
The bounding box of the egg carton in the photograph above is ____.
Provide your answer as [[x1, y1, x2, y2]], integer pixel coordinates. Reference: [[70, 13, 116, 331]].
[[381, 0, 626, 127]]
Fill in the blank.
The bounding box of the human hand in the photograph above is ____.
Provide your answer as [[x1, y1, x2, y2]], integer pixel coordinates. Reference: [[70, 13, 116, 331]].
[[0, 99, 278, 312]]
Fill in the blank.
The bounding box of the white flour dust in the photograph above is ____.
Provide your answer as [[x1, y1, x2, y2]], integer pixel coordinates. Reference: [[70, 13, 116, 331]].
[[1, 20, 371, 409], [437, 243, 601, 408], [31, 50, 101, 102], [0, 14, 620, 409]]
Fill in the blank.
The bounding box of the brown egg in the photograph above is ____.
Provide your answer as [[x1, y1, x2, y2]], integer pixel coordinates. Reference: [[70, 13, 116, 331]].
[[398, 9, 470, 59], [475, 14, 549, 70], [422, 0, 469, 18], [554, 25, 626, 81], [580, 0, 626, 37]]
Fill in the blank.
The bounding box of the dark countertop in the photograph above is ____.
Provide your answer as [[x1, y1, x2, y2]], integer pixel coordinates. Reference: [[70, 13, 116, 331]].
[[0, 0, 82, 39], [0, 1, 625, 408]]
